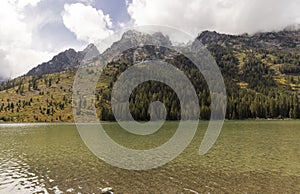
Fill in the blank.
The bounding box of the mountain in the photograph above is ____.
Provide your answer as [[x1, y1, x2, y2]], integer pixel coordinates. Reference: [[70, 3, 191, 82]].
[[0, 29, 300, 122], [197, 29, 300, 50], [27, 44, 99, 76], [100, 30, 172, 63]]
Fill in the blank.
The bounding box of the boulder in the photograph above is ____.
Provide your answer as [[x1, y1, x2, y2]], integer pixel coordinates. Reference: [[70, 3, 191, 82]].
[[101, 187, 114, 194]]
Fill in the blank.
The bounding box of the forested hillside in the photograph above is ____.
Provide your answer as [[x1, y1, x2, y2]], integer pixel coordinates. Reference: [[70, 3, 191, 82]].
[[0, 29, 299, 122]]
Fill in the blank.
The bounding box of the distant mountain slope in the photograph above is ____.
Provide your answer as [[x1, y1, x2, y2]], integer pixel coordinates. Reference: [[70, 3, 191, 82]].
[[197, 29, 300, 50], [27, 44, 99, 76], [0, 29, 300, 122]]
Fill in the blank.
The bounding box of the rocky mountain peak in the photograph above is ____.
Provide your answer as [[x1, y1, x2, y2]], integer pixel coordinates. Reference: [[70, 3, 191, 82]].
[[119, 30, 172, 46], [121, 30, 143, 39], [100, 30, 172, 62], [196, 30, 235, 45], [79, 43, 100, 62], [81, 43, 99, 54], [27, 44, 99, 76]]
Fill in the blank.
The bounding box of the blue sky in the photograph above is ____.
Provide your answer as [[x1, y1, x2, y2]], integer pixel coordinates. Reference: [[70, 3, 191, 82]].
[[95, 0, 131, 24], [0, 0, 299, 78], [29, 0, 131, 52]]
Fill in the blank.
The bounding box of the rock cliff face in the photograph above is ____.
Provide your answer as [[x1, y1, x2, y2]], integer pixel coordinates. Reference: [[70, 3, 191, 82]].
[[27, 44, 99, 76], [197, 29, 300, 49], [99, 30, 172, 63], [26, 30, 172, 76]]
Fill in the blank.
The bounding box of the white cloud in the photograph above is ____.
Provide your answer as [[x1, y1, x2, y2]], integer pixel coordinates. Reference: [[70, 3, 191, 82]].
[[0, 0, 54, 78], [77, 0, 95, 5], [127, 0, 300, 38], [1, 0, 299, 79], [15, 0, 41, 8], [0, 0, 114, 79], [0, 50, 11, 79], [0, 1, 31, 47], [7, 49, 52, 76], [62, 3, 113, 46]]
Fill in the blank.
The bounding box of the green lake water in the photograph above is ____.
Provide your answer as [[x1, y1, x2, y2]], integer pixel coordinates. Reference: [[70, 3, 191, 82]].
[[0, 121, 299, 193]]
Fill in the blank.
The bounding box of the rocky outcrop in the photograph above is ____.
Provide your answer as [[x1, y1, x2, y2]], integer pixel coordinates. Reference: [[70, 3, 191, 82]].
[[27, 44, 99, 76], [196, 29, 300, 50], [101, 187, 114, 194]]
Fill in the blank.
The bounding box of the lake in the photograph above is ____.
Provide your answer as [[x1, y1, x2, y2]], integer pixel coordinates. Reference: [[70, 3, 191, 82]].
[[0, 121, 299, 193]]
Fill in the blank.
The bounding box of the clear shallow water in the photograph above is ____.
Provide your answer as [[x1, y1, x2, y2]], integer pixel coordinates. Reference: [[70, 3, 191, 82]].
[[0, 121, 299, 193]]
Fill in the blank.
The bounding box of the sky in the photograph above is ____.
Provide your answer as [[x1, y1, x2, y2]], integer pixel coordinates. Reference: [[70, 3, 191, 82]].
[[0, 0, 299, 79]]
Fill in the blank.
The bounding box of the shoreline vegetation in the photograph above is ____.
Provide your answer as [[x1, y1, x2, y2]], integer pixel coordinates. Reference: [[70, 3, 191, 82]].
[[0, 118, 299, 124]]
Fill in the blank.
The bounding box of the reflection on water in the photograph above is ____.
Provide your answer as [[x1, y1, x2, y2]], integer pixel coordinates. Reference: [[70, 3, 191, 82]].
[[0, 124, 76, 193], [0, 152, 51, 193], [0, 121, 299, 193]]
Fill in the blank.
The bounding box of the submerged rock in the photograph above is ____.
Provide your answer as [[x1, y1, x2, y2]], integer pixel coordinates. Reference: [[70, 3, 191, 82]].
[[101, 187, 114, 194]]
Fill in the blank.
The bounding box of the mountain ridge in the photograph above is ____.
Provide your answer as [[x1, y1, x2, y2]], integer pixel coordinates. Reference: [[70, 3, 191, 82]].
[[197, 29, 300, 50], [0, 29, 299, 122], [26, 44, 99, 76], [25, 28, 300, 77]]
